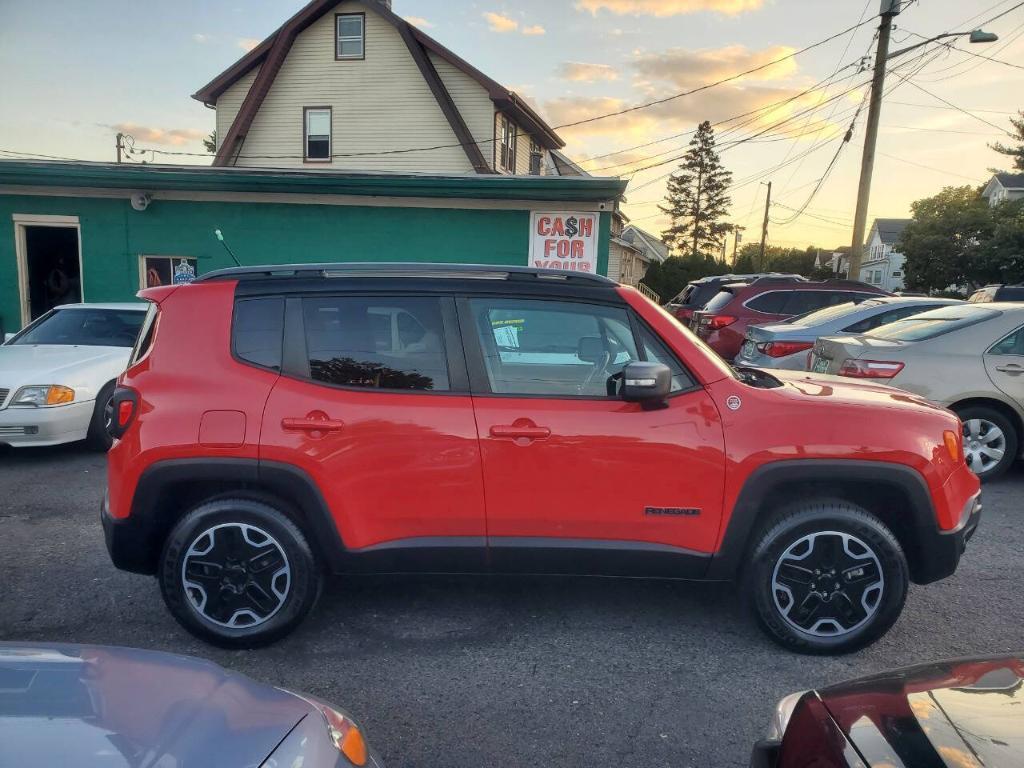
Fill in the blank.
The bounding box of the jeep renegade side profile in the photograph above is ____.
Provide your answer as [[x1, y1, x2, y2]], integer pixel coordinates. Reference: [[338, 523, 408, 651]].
[[103, 264, 981, 654]]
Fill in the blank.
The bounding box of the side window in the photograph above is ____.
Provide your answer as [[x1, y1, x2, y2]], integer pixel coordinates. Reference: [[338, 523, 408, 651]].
[[635, 324, 694, 392], [989, 326, 1024, 356], [302, 296, 449, 391], [782, 290, 834, 316], [470, 299, 639, 397], [844, 304, 941, 333], [746, 291, 790, 314], [233, 298, 284, 369]]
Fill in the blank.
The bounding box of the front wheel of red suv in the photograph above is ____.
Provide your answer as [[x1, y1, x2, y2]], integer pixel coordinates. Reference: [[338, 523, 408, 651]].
[[746, 500, 908, 655], [159, 498, 322, 648]]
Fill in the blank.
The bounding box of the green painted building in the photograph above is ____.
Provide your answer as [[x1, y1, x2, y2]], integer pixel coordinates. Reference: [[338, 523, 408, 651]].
[[0, 161, 626, 333]]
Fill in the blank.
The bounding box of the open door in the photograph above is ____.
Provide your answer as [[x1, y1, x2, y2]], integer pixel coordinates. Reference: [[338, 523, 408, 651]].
[[19, 223, 82, 322]]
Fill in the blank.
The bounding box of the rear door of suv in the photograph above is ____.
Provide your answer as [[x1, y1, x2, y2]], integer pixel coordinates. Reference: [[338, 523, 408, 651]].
[[260, 291, 487, 569], [457, 293, 726, 577]]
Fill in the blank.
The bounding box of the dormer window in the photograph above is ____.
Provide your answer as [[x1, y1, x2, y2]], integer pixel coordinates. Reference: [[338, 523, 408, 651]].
[[336, 13, 365, 60]]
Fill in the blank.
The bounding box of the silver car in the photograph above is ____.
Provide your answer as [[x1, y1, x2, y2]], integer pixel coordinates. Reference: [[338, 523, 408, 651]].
[[811, 302, 1024, 481], [734, 296, 963, 370]]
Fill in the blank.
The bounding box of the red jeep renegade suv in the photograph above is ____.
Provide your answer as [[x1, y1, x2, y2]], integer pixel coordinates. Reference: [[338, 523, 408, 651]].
[[102, 264, 980, 654]]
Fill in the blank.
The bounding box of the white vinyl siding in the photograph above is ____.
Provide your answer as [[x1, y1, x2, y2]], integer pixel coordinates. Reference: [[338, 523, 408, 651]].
[[229, 1, 473, 172], [494, 112, 547, 175], [215, 66, 260, 150]]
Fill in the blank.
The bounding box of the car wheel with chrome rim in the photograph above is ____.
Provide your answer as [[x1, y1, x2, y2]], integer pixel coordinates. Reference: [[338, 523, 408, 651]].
[[159, 498, 321, 648], [955, 405, 1017, 482], [747, 500, 908, 655]]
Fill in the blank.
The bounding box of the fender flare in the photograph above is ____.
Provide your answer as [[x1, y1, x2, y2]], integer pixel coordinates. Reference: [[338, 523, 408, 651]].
[[704, 459, 937, 581]]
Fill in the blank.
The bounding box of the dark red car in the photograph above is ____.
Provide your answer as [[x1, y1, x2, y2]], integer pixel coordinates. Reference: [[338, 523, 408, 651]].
[[102, 264, 978, 653], [690, 279, 889, 360]]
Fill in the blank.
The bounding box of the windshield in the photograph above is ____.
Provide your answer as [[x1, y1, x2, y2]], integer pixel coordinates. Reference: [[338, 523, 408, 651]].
[[785, 301, 866, 326], [702, 289, 738, 313], [865, 305, 998, 342], [11, 308, 146, 347]]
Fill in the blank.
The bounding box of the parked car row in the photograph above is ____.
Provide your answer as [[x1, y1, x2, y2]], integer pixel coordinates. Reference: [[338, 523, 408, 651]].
[[4, 641, 1021, 768]]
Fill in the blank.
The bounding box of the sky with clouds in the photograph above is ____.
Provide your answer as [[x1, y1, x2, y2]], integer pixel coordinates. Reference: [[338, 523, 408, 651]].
[[1, 0, 1022, 250]]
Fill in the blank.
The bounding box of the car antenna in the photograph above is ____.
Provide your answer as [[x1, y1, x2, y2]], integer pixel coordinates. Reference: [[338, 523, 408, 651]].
[[213, 229, 242, 267]]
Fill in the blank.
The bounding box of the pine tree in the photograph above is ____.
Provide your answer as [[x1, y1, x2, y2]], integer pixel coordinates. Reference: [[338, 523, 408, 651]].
[[990, 110, 1024, 171], [660, 121, 733, 258]]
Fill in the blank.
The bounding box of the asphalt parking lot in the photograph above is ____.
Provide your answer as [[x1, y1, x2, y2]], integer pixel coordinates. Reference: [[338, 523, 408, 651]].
[[1, 444, 1021, 767]]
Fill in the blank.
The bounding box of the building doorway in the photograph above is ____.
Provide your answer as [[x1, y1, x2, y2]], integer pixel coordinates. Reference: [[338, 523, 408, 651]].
[[14, 215, 82, 325]]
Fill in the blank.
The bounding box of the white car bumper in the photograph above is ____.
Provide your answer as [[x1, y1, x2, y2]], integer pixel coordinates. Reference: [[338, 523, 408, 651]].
[[0, 400, 95, 447]]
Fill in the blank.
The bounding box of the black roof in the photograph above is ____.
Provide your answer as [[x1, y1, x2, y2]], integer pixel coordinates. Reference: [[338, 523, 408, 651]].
[[196, 262, 617, 287]]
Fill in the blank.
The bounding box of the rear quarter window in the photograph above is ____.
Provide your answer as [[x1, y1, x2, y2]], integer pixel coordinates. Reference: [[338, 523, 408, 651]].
[[233, 298, 285, 369]]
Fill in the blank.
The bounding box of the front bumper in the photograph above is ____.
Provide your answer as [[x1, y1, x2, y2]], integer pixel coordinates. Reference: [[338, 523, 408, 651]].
[[101, 489, 160, 575], [0, 400, 94, 447], [912, 491, 982, 585]]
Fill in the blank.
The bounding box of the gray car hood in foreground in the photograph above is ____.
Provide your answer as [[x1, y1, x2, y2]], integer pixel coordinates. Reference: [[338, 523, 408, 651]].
[[0, 643, 311, 768]]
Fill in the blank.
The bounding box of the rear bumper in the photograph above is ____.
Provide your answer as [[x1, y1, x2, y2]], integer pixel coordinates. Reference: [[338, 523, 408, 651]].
[[0, 400, 93, 447], [101, 489, 160, 575], [695, 326, 745, 360], [912, 491, 981, 585]]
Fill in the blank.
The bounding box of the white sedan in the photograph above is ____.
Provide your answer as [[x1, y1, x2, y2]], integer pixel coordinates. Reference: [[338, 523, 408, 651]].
[[0, 303, 148, 449]]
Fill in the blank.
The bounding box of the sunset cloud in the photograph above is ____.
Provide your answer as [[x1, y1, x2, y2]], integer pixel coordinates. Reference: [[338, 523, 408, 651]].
[[237, 37, 261, 52], [633, 44, 798, 88], [108, 123, 206, 146], [558, 62, 619, 82], [522, 24, 546, 35], [576, 0, 763, 16], [402, 15, 434, 28], [483, 12, 519, 32]]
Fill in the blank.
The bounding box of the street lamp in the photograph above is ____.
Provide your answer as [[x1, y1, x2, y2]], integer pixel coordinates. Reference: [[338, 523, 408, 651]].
[[846, 3, 999, 281]]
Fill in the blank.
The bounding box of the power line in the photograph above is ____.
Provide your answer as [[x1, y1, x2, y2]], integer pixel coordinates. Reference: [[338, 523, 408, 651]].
[[552, 16, 879, 131], [887, 100, 1016, 114], [902, 28, 1024, 71], [888, 70, 1013, 134], [876, 151, 985, 181]]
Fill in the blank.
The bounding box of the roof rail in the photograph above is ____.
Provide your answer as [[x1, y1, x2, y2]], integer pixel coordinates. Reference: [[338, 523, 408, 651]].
[[748, 275, 808, 284], [194, 262, 618, 286]]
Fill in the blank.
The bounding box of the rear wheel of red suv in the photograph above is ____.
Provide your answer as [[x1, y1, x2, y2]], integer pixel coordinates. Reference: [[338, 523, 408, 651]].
[[746, 500, 908, 655], [158, 498, 321, 648]]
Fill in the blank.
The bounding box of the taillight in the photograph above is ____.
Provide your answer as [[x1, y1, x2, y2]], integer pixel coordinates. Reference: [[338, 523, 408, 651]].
[[706, 315, 737, 330], [307, 700, 369, 766], [675, 307, 694, 321], [757, 340, 814, 358], [838, 359, 905, 379], [108, 387, 139, 439]]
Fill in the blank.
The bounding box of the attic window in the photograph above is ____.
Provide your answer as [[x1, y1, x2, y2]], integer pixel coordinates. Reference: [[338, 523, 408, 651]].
[[304, 107, 331, 162], [500, 117, 517, 172], [336, 13, 365, 60]]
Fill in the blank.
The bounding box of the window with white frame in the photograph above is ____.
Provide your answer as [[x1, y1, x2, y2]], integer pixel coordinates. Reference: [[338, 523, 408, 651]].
[[304, 108, 331, 161], [499, 117, 517, 172], [141, 256, 198, 288], [336, 13, 365, 59]]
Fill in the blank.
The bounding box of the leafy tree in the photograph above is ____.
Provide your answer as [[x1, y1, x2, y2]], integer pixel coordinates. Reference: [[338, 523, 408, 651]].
[[733, 244, 821, 276], [901, 186, 994, 291], [660, 121, 733, 258], [203, 130, 217, 154], [642, 254, 728, 301], [977, 199, 1024, 283], [990, 110, 1024, 171]]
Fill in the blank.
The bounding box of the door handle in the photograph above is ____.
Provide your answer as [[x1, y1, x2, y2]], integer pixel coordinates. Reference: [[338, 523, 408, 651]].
[[489, 423, 551, 440], [281, 417, 346, 432], [995, 363, 1024, 375]]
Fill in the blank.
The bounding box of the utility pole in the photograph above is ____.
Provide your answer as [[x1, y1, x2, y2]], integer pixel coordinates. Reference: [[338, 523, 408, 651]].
[[758, 181, 772, 271], [115, 132, 124, 164], [848, 0, 900, 281], [732, 227, 745, 267]]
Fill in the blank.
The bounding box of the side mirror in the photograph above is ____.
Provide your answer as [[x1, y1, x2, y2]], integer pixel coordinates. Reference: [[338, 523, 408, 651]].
[[621, 361, 671, 403], [577, 336, 606, 364]]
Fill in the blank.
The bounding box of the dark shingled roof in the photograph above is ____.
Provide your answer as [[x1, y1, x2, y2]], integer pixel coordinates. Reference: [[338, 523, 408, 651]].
[[995, 172, 1024, 189], [871, 218, 911, 245]]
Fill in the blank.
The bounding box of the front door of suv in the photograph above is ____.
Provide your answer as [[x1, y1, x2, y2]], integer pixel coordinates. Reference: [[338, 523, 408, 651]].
[[261, 294, 487, 569], [459, 296, 726, 577]]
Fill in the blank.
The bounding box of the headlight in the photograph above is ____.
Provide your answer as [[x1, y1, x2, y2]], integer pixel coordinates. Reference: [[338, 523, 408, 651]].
[[766, 690, 808, 741], [11, 385, 75, 406]]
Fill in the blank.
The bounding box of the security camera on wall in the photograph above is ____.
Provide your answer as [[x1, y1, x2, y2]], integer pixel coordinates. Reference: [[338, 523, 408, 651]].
[[130, 192, 152, 212]]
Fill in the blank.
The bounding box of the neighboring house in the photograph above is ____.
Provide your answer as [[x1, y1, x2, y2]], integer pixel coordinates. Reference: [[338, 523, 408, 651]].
[[859, 218, 910, 292], [194, 0, 565, 174], [619, 224, 669, 298], [609, 212, 646, 289], [814, 250, 850, 277], [982, 172, 1024, 207]]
